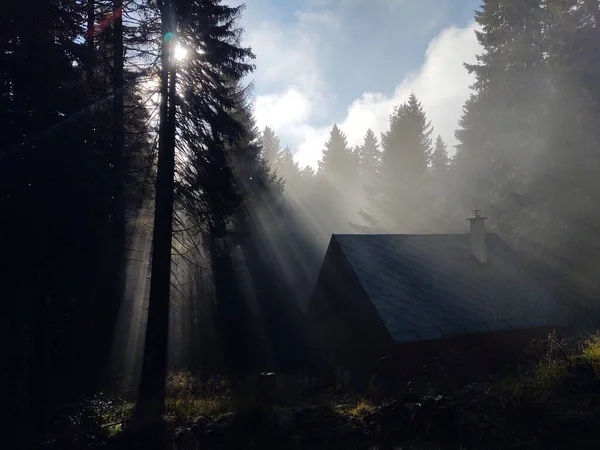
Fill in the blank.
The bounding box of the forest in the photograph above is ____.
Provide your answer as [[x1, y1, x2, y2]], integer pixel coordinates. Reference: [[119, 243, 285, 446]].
[[3, 0, 600, 448]]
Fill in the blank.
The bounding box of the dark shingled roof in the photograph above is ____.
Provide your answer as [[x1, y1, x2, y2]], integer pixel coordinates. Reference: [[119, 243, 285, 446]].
[[332, 233, 568, 344]]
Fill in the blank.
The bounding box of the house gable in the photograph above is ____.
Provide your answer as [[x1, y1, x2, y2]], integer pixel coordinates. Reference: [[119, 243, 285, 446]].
[[307, 237, 393, 367]]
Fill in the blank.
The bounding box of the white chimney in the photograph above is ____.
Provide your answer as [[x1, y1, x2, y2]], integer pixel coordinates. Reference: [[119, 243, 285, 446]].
[[468, 209, 487, 263]]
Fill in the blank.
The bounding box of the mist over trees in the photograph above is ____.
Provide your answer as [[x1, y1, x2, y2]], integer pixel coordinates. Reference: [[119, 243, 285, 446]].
[[452, 0, 600, 299], [3, 0, 600, 446], [264, 0, 600, 305]]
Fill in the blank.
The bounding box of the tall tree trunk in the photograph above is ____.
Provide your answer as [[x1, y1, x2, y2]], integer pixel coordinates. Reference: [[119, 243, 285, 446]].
[[113, 0, 125, 278], [86, 0, 95, 81], [208, 230, 249, 375], [135, 0, 176, 425], [25, 284, 48, 449], [104, 0, 126, 387]]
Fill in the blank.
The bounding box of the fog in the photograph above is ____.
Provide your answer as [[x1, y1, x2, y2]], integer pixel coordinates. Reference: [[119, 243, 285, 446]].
[[256, 0, 600, 311], [109, 0, 600, 391]]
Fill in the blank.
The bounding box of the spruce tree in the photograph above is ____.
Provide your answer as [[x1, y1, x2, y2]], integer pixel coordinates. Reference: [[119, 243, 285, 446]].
[[535, 0, 600, 294], [358, 129, 381, 180], [276, 146, 303, 193], [362, 93, 433, 231], [136, 0, 255, 423], [316, 124, 357, 233], [381, 92, 432, 180], [300, 165, 316, 180], [454, 0, 547, 219], [173, 1, 257, 378], [318, 124, 355, 184], [261, 126, 282, 167], [135, 0, 177, 424], [452, 0, 600, 298], [0, 0, 156, 442], [431, 135, 449, 176]]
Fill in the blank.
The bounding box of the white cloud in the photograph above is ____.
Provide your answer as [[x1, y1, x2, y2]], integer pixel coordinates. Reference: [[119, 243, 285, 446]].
[[290, 21, 482, 168], [254, 87, 312, 130], [246, 23, 322, 93]]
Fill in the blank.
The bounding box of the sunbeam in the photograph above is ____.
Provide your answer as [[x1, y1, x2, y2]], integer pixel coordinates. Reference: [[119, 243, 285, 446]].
[[109, 210, 153, 397]]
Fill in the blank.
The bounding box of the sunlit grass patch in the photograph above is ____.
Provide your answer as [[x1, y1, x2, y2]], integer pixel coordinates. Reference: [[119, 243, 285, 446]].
[[581, 335, 600, 371], [331, 398, 378, 418], [532, 360, 568, 395], [102, 401, 135, 436], [346, 399, 377, 417], [495, 331, 570, 403], [73, 397, 135, 439], [497, 360, 568, 402]]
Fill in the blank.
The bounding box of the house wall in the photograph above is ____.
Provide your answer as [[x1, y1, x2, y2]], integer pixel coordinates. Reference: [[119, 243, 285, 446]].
[[377, 326, 560, 393]]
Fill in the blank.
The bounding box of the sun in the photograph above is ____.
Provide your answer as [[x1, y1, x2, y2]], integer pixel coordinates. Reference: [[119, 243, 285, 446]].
[[174, 44, 188, 61]]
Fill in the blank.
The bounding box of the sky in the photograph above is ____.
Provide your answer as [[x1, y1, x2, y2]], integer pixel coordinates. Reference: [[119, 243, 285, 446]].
[[228, 0, 483, 168]]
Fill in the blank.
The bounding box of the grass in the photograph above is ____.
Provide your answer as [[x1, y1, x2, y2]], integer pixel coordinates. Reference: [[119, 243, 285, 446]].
[[106, 334, 600, 423], [161, 371, 236, 423], [161, 377, 378, 424], [101, 401, 135, 436], [345, 399, 377, 417], [165, 397, 228, 422], [581, 335, 600, 369]]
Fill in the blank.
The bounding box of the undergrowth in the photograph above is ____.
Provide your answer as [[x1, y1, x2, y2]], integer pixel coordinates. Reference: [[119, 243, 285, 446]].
[[496, 331, 600, 404], [46, 331, 600, 449]]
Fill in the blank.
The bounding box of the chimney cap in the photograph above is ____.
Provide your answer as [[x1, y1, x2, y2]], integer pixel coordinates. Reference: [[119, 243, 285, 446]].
[[468, 209, 487, 221]]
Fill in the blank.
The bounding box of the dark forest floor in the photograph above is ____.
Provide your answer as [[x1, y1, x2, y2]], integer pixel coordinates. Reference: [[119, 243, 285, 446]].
[[41, 332, 600, 450]]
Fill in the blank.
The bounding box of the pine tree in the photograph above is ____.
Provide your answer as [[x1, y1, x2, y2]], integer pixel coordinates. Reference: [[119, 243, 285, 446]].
[[358, 129, 381, 180], [222, 83, 284, 374], [276, 146, 303, 193], [135, 0, 178, 424], [431, 135, 449, 176], [426, 135, 455, 230], [110, 0, 127, 382], [226, 98, 313, 372], [350, 145, 361, 185], [356, 129, 381, 219], [0, 0, 150, 442], [452, 0, 600, 298], [534, 0, 600, 293], [318, 124, 356, 187], [261, 126, 282, 167], [381, 93, 432, 179], [78, 0, 158, 397], [174, 0, 257, 378], [362, 94, 433, 231], [136, 0, 255, 423], [300, 165, 316, 180], [454, 0, 547, 219], [316, 124, 358, 233]]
